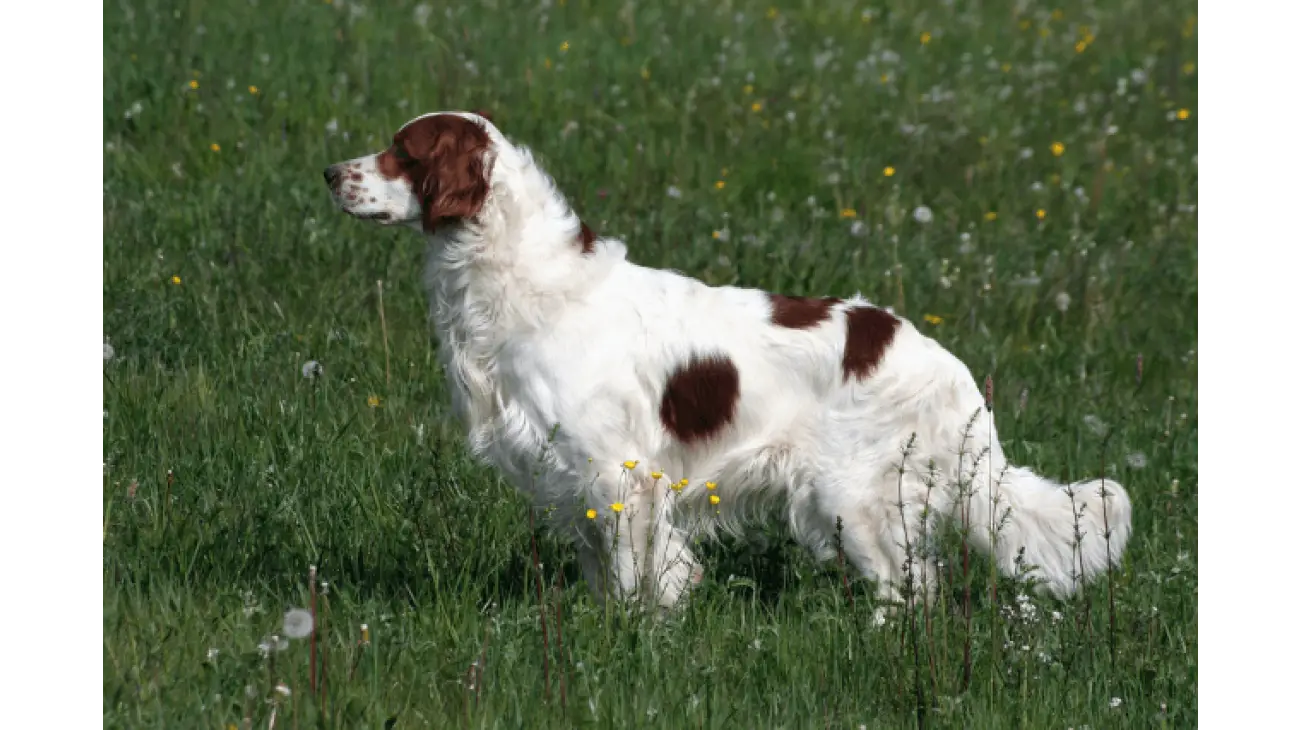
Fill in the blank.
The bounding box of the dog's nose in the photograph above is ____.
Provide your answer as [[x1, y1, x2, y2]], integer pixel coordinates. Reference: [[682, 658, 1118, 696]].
[[323, 166, 342, 188]]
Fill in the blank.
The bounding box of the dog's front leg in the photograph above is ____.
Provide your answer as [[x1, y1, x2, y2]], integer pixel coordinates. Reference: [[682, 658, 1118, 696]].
[[576, 469, 701, 611]]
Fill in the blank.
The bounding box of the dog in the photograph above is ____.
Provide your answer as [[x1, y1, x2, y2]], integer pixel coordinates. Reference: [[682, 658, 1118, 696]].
[[324, 111, 1132, 612]]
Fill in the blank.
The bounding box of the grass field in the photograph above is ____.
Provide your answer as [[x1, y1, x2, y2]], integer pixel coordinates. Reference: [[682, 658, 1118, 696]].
[[102, 0, 1198, 727]]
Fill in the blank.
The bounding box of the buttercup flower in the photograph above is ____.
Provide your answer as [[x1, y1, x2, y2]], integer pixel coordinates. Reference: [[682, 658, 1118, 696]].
[[923, 314, 943, 325], [622, 460, 639, 470], [883, 166, 896, 177], [705, 481, 716, 490], [610, 502, 625, 513], [367, 395, 382, 408], [171, 275, 182, 285], [651, 471, 664, 480], [586, 509, 597, 519], [1051, 142, 1065, 157], [709, 494, 720, 505]]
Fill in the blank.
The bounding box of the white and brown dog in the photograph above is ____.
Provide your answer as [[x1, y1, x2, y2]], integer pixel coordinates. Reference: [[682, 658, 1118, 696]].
[[325, 111, 1131, 612]]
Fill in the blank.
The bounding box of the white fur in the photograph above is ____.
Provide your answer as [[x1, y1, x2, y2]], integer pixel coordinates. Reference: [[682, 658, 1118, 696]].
[[328, 112, 1133, 610]]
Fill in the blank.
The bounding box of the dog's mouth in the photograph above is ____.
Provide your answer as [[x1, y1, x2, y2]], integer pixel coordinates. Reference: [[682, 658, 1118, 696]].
[[347, 210, 393, 224]]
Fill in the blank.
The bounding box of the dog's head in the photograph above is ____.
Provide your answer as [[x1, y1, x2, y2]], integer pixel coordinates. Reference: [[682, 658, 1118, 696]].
[[323, 111, 498, 233]]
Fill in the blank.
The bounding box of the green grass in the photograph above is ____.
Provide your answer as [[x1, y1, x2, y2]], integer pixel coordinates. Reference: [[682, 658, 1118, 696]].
[[103, 0, 1198, 727]]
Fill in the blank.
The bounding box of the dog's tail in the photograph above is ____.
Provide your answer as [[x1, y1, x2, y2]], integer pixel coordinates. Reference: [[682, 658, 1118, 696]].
[[963, 464, 1132, 597]]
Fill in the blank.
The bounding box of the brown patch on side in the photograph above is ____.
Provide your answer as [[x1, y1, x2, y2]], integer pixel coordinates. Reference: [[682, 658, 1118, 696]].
[[659, 354, 741, 445], [578, 221, 597, 255], [842, 306, 900, 381], [769, 294, 841, 329], [375, 114, 493, 232]]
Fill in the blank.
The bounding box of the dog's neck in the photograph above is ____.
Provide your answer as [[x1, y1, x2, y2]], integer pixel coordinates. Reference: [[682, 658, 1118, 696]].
[[419, 145, 623, 453]]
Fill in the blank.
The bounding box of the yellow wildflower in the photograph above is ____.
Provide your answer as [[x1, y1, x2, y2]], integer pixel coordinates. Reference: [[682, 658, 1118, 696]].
[[671, 481, 684, 492], [248, 85, 259, 95], [840, 208, 857, 219], [883, 165, 896, 177], [640, 67, 650, 80], [170, 275, 182, 285], [586, 509, 597, 519], [1050, 142, 1065, 157], [715, 180, 726, 190], [1075, 40, 1088, 53], [1036, 209, 1047, 220], [1001, 63, 1012, 73], [751, 101, 763, 112], [622, 460, 639, 470], [1182, 62, 1196, 75], [1177, 108, 1190, 120], [189, 79, 199, 89], [559, 41, 570, 53], [705, 481, 716, 490], [743, 84, 754, 95], [712, 230, 722, 239], [984, 211, 998, 222], [920, 32, 931, 45], [651, 471, 664, 480], [879, 73, 890, 84], [678, 479, 689, 488], [367, 395, 381, 408], [709, 494, 720, 506], [210, 143, 221, 152], [766, 7, 778, 19], [923, 314, 943, 325], [610, 502, 625, 513]]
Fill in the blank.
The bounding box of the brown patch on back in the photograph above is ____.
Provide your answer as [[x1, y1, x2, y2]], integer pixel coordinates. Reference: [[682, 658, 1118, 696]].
[[659, 354, 741, 445], [769, 294, 841, 329], [842, 306, 900, 381], [375, 114, 493, 232], [578, 221, 597, 255]]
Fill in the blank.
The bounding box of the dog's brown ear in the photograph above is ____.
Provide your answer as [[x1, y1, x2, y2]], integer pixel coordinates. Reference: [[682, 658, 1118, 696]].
[[415, 116, 492, 230], [472, 108, 494, 124]]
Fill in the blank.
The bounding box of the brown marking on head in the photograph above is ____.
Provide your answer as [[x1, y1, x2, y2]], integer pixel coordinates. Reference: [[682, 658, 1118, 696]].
[[578, 221, 597, 255], [374, 114, 492, 232], [842, 306, 900, 381], [769, 294, 841, 329], [659, 354, 741, 445]]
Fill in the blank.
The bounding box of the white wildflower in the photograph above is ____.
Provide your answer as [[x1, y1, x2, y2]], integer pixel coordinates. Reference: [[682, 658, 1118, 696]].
[[283, 608, 314, 639], [1054, 291, 1071, 312], [850, 220, 867, 237], [1083, 414, 1108, 436], [666, 185, 682, 199], [301, 360, 324, 379], [324, 118, 339, 135], [206, 647, 220, 661], [1109, 697, 1123, 709], [1125, 452, 1148, 469], [912, 205, 934, 224], [103, 342, 116, 362]]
